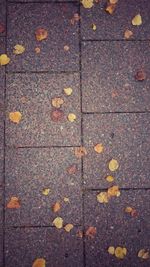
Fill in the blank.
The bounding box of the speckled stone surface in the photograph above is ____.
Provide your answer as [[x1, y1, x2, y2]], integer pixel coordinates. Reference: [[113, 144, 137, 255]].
[[83, 113, 150, 189], [82, 41, 150, 112], [5, 73, 81, 146], [5, 147, 82, 226], [7, 3, 79, 72], [0, 227, 3, 267], [81, 0, 150, 40], [84, 190, 150, 267], [5, 227, 83, 267], [0, 2, 6, 36], [9, 0, 77, 2], [0, 150, 4, 186]]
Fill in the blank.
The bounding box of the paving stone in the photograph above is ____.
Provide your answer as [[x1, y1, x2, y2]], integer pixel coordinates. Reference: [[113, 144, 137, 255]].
[[5, 73, 81, 146], [83, 113, 150, 189], [81, 0, 150, 40], [0, 227, 3, 267], [84, 190, 150, 267], [7, 3, 79, 72], [82, 41, 150, 112], [5, 227, 83, 267], [5, 147, 82, 226], [0, 149, 4, 186], [0, 189, 3, 224], [0, 2, 6, 36]]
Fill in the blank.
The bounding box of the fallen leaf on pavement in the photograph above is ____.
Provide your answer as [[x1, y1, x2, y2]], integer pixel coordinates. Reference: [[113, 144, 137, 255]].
[[52, 202, 61, 213], [138, 249, 149, 259], [64, 87, 73, 96], [108, 185, 120, 197], [92, 23, 97, 31], [32, 258, 46, 267], [108, 246, 115, 255], [7, 197, 21, 209], [53, 217, 63, 229], [0, 54, 10, 65], [85, 226, 96, 238], [94, 143, 104, 153], [9, 111, 22, 124], [124, 29, 133, 39], [64, 45, 70, 51], [109, 0, 118, 3], [0, 24, 5, 33], [35, 47, 41, 54], [106, 175, 114, 182], [51, 109, 64, 122], [135, 70, 146, 81], [75, 147, 87, 158], [67, 164, 78, 175], [42, 188, 50, 196], [97, 192, 109, 203], [132, 14, 142, 26], [105, 3, 117, 14], [64, 224, 74, 232], [64, 197, 70, 203], [115, 247, 127, 259], [76, 230, 83, 238], [68, 113, 76, 122], [108, 159, 119, 171], [51, 97, 64, 108], [13, 44, 25, 55], [81, 0, 94, 8], [125, 206, 138, 217], [70, 13, 80, 25], [35, 28, 48, 41]]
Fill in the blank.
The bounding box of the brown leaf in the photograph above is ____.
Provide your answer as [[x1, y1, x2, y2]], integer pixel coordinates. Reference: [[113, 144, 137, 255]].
[[75, 147, 87, 158], [105, 3, 116, 14], [0, 23, 5, 33], [51, 109, 64, 122], [64, 223, 74, 232], [107, 185, 120, 197], [52, 201, 61, 213], [7, 197, 21, 209], [64, 45, 70, 51], [32, 258, 46, 267], [124, 29, 133, 39], [35, 28, 48, 41], [51, 97, 64, 108], [94, 143, 104, 153], [67, 164, 78, 175], [85, 226, 96, 238], [35, 47, 41, 54], [76, 230, 83, 238], [135, 70, 146, 81]]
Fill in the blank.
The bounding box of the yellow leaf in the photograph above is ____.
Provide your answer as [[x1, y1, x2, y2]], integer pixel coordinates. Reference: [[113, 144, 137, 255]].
[[106, 175, 114, 182], [124, 29, 133, 39], [13, 44, 25, 55], [64, 224, 74, 232], [105, 3, 116, 14], [0, 54, 10, 65], [52, 201, 61, 213], [125, 206, 133, 213], [53, 217, 63, 229], [35, 28, 48, 41], [64, 197, 70, 203], [42, 188, 50, 196], [138, 249, 149, 259], [115, 247, 127, 259], [68, 113, 77, 122], [107, 185, 120, 197], [51, 97, 64, 108], [132, 14, 142, 26], [108, 159, 119, 171], [92, 23, 97, 31], [75, 146, 87, 158], [32, 258, 46, 267], [94, 143, 104, 154], [81, 0, 94, 9], [9, 111, 22, 124], [64, 87, 73, 96], [108, 246, 115, 255], [97, 192, 109, 203]]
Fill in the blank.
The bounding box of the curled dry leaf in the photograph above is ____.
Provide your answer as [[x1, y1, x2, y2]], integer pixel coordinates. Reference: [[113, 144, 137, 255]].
[[52, 202, 61, 213], [32, 258, 46, 267], [85, 226, 96, 238], [109, 0, 118, 3], [94, 143, 104, 153], [75, 146, 87, 158], [135, 70, 146, 81], [125, 206, 138, 217], [0, 54, 10, 65], [97, 192, 109, 203], [105, 3, 117, 14], [71, 13, 81, 25], [9, 111, 22, 124], [67, 164, 78, 175], [92, 23, 97, 31], [64, 45, 70, 51], [106, 175, 114, 182], [108, 185, 120, 197], [51, 97, 64, 108], [53, 217, 63, 229], [0, 23, 5, 33], [7, 197, 21, 209], [64, 197, 70, 203], [138, 249, 149, 259], [64, 87, 73, 96], [124, 29, 133, 39], [76, 230, 83, 238], [64, 223, 74, 232], [51, 109, 64, 122], [132, 14, 142, 26], [42, 188, 50, 196], [68, 113, 76, 122], [35, 28, 48, 41], [115, 247, 127, 259], [108, 159, 119, 171], [13, 44, 25, 55], [81, 0, 94, 8], [108, 246, 115, 255], [35, 47, 41, 54]]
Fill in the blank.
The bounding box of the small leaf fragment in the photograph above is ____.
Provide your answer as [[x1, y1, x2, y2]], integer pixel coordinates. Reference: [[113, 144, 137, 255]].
[[97, 192, 109, 203], [106, 175, 114, 182], [81, 0, 94, 9], [94, 143, 104, 154], [105, 3, 116, 14], [0, 54, 10, 65], [138, 249, 149, 259], [64, 197, 70, 203], [124, 29, 133, 39], [42, 188, 50, 196], [13, 44, 25, 55], [51, 109, 64, 122], [75, 146, 87, 158], [52, 202, 61, 213], [0, 24, 5, 33], [53, 217, 63, 229], [108, 185, 120, 197], [109, 0, 118, 3], [92, 23, 97, 31], [68, 113, 77, 122], [64, 87, 73, 96], [51, 97, 64, 108], [7, 197, 21, 209], [135, 70, 146, 81], [108, 159, 119, 171], [35, 47, 41, 54], [115, 246, 127, 259], [64, 224, 74, 232], [35, 28, 48, 41], [76, 230, 83, 238], [132, 14, 142, 26], [85, 226, 96, 238], [125, 206, 133, 213], [9, 111, 22, 124], [108, 246, 115, 255], [64, 45, 70, 51], [32, 258, 46, 267]]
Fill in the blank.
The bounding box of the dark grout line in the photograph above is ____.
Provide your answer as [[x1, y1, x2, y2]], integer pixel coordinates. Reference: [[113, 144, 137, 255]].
[[7, 1, 78, 3], [5, 224, 82, 229], [6, 70, 80, 74], [82, 111, 150, 115], [82, 39, 150, 42], [83, 188, 150, 192], [5, 145, 81, 149]]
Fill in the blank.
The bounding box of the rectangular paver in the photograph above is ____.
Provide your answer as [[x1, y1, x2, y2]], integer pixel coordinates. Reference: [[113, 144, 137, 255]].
[[5, 147, 82, 226], [7, 3, 79, 72], [81, 0, 150, 40], [0, 2, 6, 37], [82, 41, 150, 112], [5, 227, 83, 267], [84, 190, 150, 267], [83, 113, 150, 189], [6, 73, 81, 146], [0, 227, 3, 267]]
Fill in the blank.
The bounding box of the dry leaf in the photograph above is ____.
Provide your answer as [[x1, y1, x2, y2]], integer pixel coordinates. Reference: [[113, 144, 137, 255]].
[[138, 249, 149, 259], [135, 70, 146, 81], [68, 113, 77, 122], [35, 28, 48, 41], [109, 0, 118, 3], [97, 192, 109, 203], [94, 143, 104, 153], [53, 217, 63, 229], [52, 202, 61, 213], [106, 175, 114, 182], [13, 44, 25, 55], [64, 45, 70, 51], [132, 14, 142, 26], [51, 109, 64, 122], [81, 0, 94, 8], [108, 185, 120, 197], [32, 258, 46, 267], [9, 111, 22, 124], [35, 47, 41, 54], [70, 13, 80, 25], [115, 247, 127, 259], [108, 159, 119, 171], [64, 197, 70, 203], [124, 29, 133, 39], [0, 24, 5, 33], [108, 246, 115, 255], [75, 147, 87, 158], [105, 3, 116, 14], [42, 188, 50, 196], [51, 97, 64, 108], [64, 87, 73, 96], [0, 54, 10, 65], [67, 164, 78, 175], [64, 224, 74, 232], [125, 206, 133, 213], [125, 206, 137, 217], [76, 230, 83, 238], [92, 23, 97, 31], [7, 197, 21, 209], [85, 226, 96, 238]]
